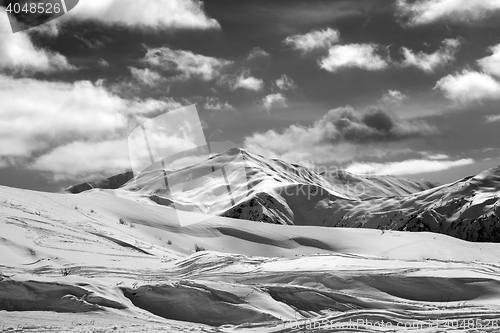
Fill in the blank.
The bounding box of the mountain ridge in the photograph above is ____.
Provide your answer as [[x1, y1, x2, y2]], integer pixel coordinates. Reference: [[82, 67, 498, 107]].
[[66, 147, 500, 242]]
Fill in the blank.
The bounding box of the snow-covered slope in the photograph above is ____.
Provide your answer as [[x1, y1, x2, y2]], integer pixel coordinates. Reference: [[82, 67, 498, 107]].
[[2, 184, 500, 332]]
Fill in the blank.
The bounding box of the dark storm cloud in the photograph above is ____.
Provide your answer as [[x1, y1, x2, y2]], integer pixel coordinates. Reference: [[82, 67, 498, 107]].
[[244, 106, 438, 166], [319, 106, 438, 144]]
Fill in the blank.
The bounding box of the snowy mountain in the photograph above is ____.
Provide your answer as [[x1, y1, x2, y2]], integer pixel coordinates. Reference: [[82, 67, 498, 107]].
[[1, 148, 500, 331], [75, 147, 500, 242], [222, 151, 500, 242]]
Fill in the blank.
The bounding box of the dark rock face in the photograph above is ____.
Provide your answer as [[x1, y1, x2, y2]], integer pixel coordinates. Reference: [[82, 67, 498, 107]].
[[66, 171, 134, 194]]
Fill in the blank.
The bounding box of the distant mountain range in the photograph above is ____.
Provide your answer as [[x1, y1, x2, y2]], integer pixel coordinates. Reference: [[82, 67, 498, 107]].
[[67, 147, 500, 242]]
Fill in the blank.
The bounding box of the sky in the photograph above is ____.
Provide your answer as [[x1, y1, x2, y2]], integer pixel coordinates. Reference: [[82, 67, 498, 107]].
[[0, 0, 500, 192]]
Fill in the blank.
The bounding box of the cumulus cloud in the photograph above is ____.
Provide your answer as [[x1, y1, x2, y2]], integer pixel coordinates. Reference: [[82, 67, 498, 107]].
[[75, 36, 107, 50], [319, 39, 459, 74], [0, 76, 123, 157], [219, 70, 263, 91], [244, 106, 436, 164], [32, 140, 130, 181], [204, 97, 235, 111], [435, 70, 500, 103], [275, 74, 297, 91], [129, 67, 164, 86], [400, 38, 461, 73], [68, 0, 219, 30], [420, 152, 450, 160], [0, 8, 74, 74], [233, 74, 263, 91], [346, 158, 474, 176], [485, 115, 500, 123], [380, 90, 408, 104], [142, 47, 232, 82], [98, 59, 110, 68], [478, 44, 500, 78], [320, 44, 388, 72], [0, 74, 174, 158], [329, 107, 436, 143], [396, 0, 500, 26], [127, 98, 183, 116], [262, 93, 287, 111], [247, 47, 270, 60], [283, 28, 340, 53], [28, 21, 60, 37]]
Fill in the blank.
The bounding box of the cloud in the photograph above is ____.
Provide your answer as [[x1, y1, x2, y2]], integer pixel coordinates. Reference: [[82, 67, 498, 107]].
[[275, 74, 297, 91], [203, 97, 235, 112], [247, 47, 270, 60], [27, 21, 60, 37], [0, 74, 173, 158], [219, 70, 263, 91], [380, 90, 408, 104], [485, 115, 500, 123], [127, 98, 183, 116], [420, 152, 450, 160], [320, 44, 388, 72], [75, 36, 107, 49], [478, 44, 500, 78], [142, 47, 232, 82], [319, 39, 459, 74], [333, 107, 437, 142], [98, 59, 110, 68], [263, 93, 287, 111], [283, 28, 340, 53], [68, 0, 219, 30], [244, 106, 436, 164], [435, 70, 500, 103], [233, 74, 263, 91], [346, 158, 474, 176], [400, 38, 461, 73], [396, 0, 500, 26], [31, 140, 130, 181], [0, 8, 74, 74], [33, 147, 203, 183], [129, 67, 164, 86]]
